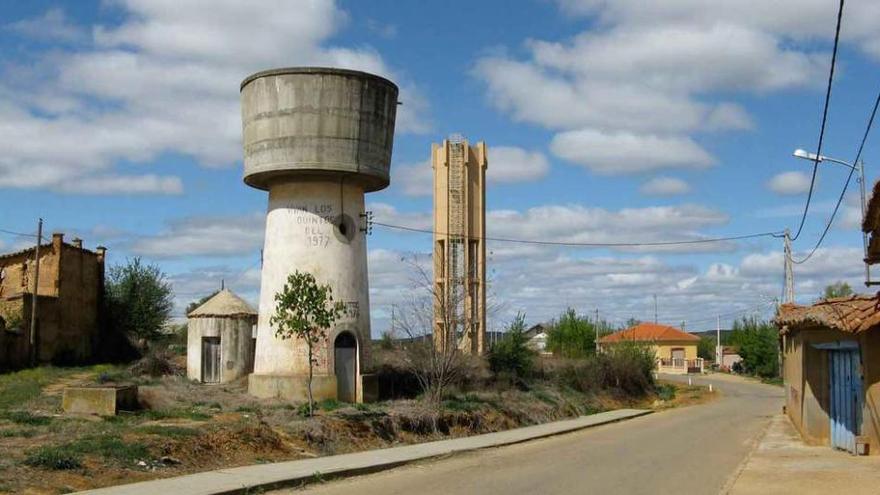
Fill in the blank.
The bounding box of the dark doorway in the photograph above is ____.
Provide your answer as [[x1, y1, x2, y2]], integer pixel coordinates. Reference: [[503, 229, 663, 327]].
[[202, 337, 221, 383], [334, 332, 357, 402]]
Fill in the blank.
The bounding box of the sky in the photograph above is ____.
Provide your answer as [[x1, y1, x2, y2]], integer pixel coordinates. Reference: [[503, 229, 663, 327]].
[[1, 0, 879, 335]]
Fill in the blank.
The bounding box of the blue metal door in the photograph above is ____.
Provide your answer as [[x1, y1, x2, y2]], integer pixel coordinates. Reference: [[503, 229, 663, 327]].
[[829, 349, 862, 453]]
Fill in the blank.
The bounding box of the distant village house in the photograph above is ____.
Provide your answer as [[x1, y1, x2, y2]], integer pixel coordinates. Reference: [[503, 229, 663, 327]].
[[0, 233, 105, 369], [598, 322, 704, 374]]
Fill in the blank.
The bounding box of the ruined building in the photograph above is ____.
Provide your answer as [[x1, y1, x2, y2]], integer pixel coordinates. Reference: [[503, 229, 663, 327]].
[[0, 234, 105, 369], [432, 136, 488, 354]]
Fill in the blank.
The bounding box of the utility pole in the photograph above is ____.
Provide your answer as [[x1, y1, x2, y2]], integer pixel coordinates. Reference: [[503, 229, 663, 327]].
[[29, 218, 43, 367], [783, 228, 794, 304], [716, 315, 722, 366], [594, 307, 600, 353], [653, 294, 658, 324], [858, 159, 872, 286]]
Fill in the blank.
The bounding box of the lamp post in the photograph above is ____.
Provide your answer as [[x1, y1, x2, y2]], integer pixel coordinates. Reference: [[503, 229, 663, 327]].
[[792, 149, 869, 285]]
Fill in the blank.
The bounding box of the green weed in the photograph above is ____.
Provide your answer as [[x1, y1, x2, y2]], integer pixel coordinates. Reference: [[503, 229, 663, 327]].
[[1, 410, 52, 425], [24, 446, 83, 470]]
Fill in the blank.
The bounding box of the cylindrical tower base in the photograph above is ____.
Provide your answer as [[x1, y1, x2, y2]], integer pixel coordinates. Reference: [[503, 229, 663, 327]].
[[248, 179, 372, 402]]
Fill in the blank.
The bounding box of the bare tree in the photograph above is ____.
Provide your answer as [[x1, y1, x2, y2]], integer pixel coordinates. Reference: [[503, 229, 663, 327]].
[[393, 255, 470, 406]]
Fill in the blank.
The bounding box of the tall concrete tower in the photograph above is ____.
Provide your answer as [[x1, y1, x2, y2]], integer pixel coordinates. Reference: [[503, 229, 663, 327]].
[[432, 135, 487, 355], [241, 67, 398, 402]]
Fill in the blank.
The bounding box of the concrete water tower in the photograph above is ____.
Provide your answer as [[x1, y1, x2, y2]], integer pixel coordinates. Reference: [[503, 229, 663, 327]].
[[241, 67, 398, 403]]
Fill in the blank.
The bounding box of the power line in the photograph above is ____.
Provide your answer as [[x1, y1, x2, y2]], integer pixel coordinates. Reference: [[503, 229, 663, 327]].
[[373, 221, 782, 248], [0, 227, 39, 238], [792, 0, 845, 242], [793, 85, 880, 264]]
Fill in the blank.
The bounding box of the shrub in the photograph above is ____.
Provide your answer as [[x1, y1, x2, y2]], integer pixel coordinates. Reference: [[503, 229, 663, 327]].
[[2, 410, 52, 426], [601, 342, 656, 396], [656, 383, 676, 401], [24, 446, 82, 470], [488, 313, 536, 384], [730, 317, 779, 378], [129, 349, 180, 378], [546, 308, 597, 358]]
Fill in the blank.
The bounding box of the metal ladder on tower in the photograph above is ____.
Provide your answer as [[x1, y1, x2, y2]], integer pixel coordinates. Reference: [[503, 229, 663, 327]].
[[447, 137, 465, 339]]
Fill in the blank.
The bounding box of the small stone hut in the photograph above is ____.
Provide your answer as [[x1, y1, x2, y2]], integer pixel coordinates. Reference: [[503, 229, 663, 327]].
[[187, 289, 257, 384]]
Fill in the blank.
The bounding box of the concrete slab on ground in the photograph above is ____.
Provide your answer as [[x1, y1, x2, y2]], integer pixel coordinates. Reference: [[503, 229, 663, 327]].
[[73, 408, 651, 495], [728, 414, 880, 495]]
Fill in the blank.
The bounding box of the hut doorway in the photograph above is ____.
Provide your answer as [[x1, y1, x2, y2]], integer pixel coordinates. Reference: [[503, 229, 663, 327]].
[[202, 337, 221, 384], [334, 332, 357, 402]]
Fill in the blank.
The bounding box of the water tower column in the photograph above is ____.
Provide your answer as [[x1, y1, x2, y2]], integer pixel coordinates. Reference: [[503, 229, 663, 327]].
[[240, 67, 397, 402]]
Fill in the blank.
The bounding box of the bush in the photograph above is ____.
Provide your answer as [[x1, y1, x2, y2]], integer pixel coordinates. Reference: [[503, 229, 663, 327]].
[[546, 308, 596, 358], [129, 349, 180, 378], [538, 343, 656, 398], [488, 313, 536, 384], [656, 383, 676, 401], [730, 317, 779, 378], [602, 342, 656, 396], [2, 410, 52, 426], [24, 446, 82, 470]]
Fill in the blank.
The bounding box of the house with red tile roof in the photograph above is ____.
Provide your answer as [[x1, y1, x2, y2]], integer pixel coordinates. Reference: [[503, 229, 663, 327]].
[[598, 322, 703, 374]]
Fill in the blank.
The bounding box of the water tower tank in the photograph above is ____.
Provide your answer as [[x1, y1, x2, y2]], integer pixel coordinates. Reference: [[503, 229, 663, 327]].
[[242, 67, 398, 403], [241, 67, 398, 191]]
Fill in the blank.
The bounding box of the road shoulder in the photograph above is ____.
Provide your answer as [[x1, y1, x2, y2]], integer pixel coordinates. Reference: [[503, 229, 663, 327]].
[[72, 408, 652, 495]]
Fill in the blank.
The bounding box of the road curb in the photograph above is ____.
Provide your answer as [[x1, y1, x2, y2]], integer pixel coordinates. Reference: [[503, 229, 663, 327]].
[[73, 408, 652, 495]]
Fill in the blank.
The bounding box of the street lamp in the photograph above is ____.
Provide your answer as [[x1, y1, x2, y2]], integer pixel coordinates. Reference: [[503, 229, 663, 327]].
[[792, 148, 870, 285]]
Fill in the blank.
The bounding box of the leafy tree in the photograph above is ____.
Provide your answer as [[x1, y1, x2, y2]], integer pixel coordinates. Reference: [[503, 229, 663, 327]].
[[697, 336, 716, 361], [729, 317, 778, 378], [488, 312, 536, 382], [546, 308, 596, 358], [105, 257, 173, 347], [823, 281, 853, 300], [270, 271, 343, 416]]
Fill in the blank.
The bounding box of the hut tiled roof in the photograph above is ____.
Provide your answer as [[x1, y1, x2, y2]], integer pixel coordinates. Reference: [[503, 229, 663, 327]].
[[188, 289, 257, 318], [598, 323, 699, 343], [774, 294, 880, 335]]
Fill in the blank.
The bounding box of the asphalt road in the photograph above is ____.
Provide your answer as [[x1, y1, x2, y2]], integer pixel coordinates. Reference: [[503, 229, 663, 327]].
[[276, 374, 783, 495]]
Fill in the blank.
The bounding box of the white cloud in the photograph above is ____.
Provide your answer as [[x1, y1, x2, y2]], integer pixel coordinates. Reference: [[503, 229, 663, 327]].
[[131, 213, 265, 258], [640, 177, 691, 196], [472, 1, 880, 178], [393, 160, 432, 197], [7, 8, 86, 43], [490, 146, 550, 183], [0, 0, 430, 194], [767, 171, 812, 195], [57, 174, 183, 195], [550, 129, 714, 174], [554, 1, 880, 60]]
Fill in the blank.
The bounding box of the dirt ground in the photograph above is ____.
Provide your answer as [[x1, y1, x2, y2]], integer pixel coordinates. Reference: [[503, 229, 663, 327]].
[[0, 365, 712, 495]]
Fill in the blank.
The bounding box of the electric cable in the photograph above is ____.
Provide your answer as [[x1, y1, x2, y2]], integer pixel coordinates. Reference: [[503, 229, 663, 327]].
[[792, 0, 845, 241]]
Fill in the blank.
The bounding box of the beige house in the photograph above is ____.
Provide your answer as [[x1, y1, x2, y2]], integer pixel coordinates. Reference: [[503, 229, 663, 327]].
[[599, 323, 703, 374], [776, 296, 880, 455], [0, 233, 105, 369]]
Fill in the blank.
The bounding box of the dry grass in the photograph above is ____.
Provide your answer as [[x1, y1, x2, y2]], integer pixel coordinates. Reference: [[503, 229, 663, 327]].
[[0, 363, 708, 494]]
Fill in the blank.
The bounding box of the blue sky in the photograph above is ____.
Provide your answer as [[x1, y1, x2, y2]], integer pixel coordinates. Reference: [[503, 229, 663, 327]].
[[1, 0, 878, 334]]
